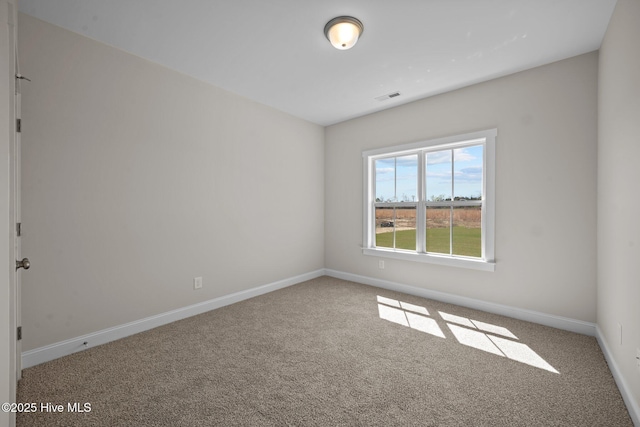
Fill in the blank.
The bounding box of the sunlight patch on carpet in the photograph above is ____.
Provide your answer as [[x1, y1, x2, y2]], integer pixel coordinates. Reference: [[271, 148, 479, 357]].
[[439, 311, 476, 328], [377, 297, 444, 338], [448, 323, 504, 356], [441, 312, 559, 374], [470, 319, 518, 340], [487, 334, 559, 373], [375, 296, 559, 374]]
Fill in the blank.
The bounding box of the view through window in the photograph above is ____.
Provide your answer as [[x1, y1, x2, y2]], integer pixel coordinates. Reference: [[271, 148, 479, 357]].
[[363, 129, 496, 270]]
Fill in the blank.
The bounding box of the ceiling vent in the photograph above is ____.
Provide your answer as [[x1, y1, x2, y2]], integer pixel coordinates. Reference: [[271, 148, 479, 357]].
[[375, 92, 401, 101]]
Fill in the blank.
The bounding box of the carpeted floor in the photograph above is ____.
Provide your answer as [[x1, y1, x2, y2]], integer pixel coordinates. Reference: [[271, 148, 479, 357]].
[[17, 276, 633, 426]]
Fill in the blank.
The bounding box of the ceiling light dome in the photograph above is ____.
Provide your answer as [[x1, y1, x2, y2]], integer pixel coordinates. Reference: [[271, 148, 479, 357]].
[[324, 16, 364, 50]]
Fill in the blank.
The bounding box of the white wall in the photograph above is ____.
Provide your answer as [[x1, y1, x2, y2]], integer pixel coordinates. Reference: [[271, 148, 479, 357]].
[[326, 52, 598, 323], [18, 13, 325, 351], [598, 0, 640, 411], [1, 2, 17, 426]]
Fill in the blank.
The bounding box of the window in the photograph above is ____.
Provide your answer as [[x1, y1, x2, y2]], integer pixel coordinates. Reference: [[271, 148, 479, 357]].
[[363, 129, 496, 271]]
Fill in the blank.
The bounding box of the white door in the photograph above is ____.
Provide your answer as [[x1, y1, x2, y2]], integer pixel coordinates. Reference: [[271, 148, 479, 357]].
[[13, 89, 25, 380], [9, 0, 27, 383], [3, 1, 21, 417]]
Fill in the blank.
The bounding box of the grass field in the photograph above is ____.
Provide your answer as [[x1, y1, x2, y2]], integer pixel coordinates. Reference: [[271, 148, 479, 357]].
[[376, 227, 481, 257]]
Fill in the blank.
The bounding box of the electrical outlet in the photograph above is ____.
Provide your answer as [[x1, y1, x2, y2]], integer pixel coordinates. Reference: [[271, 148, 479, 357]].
[[194, 277, 203, 290], [379, 260, 385, 269]]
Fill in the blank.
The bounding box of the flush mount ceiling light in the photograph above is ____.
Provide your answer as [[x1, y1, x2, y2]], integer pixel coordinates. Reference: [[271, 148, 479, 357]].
[[324, 16, 364, 50]]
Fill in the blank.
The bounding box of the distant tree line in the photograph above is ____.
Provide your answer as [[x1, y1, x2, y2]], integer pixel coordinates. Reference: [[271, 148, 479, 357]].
[[376, 193, 481, 203]]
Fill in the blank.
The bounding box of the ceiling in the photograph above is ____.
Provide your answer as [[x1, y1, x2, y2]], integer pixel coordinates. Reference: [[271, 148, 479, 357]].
[[18, 0, 617, 126]]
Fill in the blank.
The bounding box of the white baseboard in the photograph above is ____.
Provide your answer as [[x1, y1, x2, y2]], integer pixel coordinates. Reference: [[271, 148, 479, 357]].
[[325, 269, 597, 336], [595, 327, 640, 427], [22, 269, 325, 369], [22, 268, 597, 363]]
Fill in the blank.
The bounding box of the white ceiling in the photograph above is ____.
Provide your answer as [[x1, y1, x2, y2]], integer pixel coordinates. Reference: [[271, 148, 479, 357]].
[[18, 0, 617, 126]]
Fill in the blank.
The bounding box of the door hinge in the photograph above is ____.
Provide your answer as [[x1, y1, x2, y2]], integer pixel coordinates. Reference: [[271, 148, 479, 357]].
[[16, 222, 21, 237], [16, 118, 21, 133], [17, 326, 22, 341]]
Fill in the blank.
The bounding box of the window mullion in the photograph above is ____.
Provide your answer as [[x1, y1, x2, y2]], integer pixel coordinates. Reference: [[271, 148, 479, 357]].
[[450, 149, 454, 255], [393, 157, 397, 202], [417, 151, 426, 253], [449, 206, 453, 255], [392, 208, 397, 249]]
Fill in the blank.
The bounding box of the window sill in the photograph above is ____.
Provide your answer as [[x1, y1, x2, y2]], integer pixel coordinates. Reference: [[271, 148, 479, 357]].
[[362, 248, 495, 272]]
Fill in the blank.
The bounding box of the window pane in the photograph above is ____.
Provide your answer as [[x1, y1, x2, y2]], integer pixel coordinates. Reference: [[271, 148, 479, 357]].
[[426, 207, 450, 254], [426, 150, 452, 201], [453, 145, 483, 200], [452, 206, 482, 257], [375, 207, 394, 248], [396, 155, 418, 202], [375, 207, 416, 250], [395, 207, 416, 250], [375, 158, 395, 202], [375, 155, 417, 202]]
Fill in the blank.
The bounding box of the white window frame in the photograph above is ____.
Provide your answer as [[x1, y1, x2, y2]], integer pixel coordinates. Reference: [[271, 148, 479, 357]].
[[362, 129, 496, 272]]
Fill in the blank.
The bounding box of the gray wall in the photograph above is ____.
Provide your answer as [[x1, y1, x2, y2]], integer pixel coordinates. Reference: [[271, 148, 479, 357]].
[[597, 0, 640, 410], [325, 52, 598, 323], [18, 13, 325, 350]]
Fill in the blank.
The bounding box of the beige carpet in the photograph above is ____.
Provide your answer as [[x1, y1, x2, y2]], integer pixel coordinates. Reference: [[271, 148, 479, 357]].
[[17, 276, 632, 426]]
